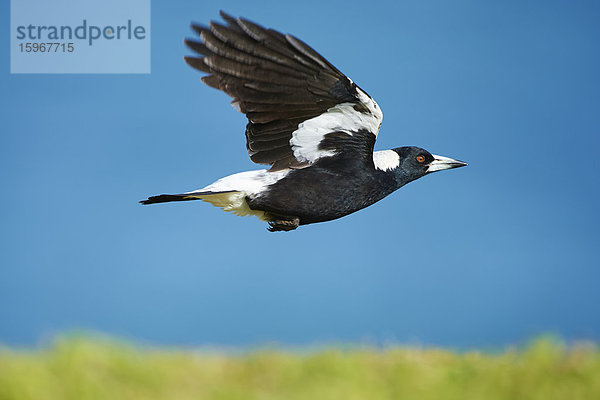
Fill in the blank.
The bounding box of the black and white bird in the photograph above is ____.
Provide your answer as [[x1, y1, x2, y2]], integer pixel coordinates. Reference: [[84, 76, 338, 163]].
[[141, 11, 467, 232]]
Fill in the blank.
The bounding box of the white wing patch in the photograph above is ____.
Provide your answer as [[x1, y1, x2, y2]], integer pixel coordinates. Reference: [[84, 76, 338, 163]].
[[289, 86, 383, 164], [289, 103, 353, 163], [185, 169, 290, 220], [373, 150, 400, 171], [356, 86, 383, 136]]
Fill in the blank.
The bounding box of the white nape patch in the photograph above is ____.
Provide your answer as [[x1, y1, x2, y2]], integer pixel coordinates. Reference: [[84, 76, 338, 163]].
[[185, 169, 290, 220], [290, 93, 383, 164], [373, 150, 400, 171]]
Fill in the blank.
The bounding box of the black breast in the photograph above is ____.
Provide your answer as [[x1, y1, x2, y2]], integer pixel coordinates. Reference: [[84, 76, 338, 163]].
[[247, 159, 398, 225]]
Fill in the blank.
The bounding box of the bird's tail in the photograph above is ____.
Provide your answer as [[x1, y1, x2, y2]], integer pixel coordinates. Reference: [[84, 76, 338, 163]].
[[140, 189, 267, 220], [140, 169, 281, 219], [139, 191, 234, 205]]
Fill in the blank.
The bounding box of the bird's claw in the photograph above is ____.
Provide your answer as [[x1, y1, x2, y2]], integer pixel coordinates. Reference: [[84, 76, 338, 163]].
[[267, 217, 300, 232]]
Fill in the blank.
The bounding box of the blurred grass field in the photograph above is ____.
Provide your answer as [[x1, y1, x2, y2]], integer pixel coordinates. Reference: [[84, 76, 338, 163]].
[[1, 336, 599, 400]]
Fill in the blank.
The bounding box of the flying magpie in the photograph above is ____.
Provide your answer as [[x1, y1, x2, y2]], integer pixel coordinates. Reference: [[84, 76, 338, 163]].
[[141, 11, 467, 232]]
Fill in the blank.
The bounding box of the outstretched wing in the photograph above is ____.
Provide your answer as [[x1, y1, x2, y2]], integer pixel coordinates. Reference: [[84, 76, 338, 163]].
[[185, 11, 383, 170]]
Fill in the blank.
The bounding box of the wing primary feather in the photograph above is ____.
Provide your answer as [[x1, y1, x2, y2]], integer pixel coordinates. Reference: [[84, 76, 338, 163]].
[[203, 55, 307, 86], [200, 33, 313, 80], [238, 101, 324, 113], [246, 130, 292, 142], [247, 119, 307, 135], [209, 21, 320, 74], [247, 109, 325, 124], [201, 31, 264, 66], [247, 136, 292, 152], [235, 17, 272, 42], [285, 35, 331, 70], [184, 56, 211, 73], [200, 74, 222, 89], [191, 23, 210, 36], [209, 22, 283, 62], [226, 86, 316, 105], [236, 18, 321, 72], [243, 81, 305, 94], [185, 13, 384, 169], [218, 10, 244, 32], [249, 146, 294, 163], [184, 39, 212, 56]]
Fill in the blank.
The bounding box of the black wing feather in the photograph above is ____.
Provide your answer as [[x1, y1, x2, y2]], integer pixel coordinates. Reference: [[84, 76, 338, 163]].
[[186, 11, 381, 170]]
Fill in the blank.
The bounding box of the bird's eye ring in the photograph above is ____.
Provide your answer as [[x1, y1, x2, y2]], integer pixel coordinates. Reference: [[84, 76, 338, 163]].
[[416, 155, 425, 163]]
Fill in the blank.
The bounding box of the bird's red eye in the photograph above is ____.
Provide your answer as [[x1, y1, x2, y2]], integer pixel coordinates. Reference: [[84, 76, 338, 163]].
[[416, 155, 425, 163]]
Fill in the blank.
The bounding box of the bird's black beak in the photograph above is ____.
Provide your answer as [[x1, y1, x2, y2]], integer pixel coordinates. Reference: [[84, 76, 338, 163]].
[[427, 154, 467, 173]]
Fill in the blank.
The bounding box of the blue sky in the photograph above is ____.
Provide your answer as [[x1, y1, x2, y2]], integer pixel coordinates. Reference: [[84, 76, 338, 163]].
[[1, 0, 599, 348]]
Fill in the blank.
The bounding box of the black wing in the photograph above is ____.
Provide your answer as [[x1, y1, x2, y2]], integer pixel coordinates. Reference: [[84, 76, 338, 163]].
[[185, 11, 383, 170]]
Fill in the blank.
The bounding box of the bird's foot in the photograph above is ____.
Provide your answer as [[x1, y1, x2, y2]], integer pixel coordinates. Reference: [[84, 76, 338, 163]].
[[267, 216, 300, 232]]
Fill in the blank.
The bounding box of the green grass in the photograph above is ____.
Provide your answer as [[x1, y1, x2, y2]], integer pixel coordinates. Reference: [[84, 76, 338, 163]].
[[1, 336, 599, 400]]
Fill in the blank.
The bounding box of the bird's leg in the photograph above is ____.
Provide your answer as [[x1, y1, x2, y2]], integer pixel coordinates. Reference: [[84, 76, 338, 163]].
[[267, 216, 300, 232]]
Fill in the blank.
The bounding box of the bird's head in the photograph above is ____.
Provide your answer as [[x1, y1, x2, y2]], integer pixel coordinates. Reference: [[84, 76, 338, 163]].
[[392, 146, 467, 184]]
